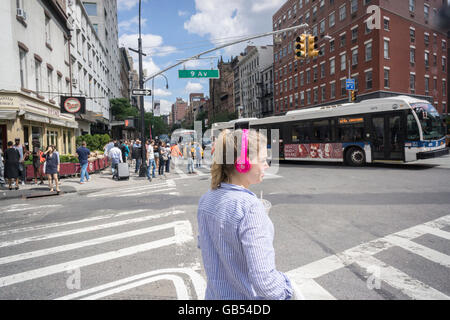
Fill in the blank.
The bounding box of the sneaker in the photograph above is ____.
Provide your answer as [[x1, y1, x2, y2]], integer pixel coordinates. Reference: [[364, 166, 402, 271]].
[[21, 182, 25, 186], [80, 182, 85, 185]]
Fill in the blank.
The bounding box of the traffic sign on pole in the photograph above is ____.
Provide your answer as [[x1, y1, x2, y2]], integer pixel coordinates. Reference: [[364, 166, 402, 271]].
[[178, 70, 220, 79], [132, 89, 152, 96], [346, 79, 355, 91]]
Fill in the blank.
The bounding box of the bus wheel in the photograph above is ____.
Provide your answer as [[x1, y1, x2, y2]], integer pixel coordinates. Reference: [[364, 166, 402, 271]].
[[346, 147, 366, 167]]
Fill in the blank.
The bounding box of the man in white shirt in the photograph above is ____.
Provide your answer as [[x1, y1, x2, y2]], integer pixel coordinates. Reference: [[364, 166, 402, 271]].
[[146, 140, 156, 180], [108, 143, 123, 177]]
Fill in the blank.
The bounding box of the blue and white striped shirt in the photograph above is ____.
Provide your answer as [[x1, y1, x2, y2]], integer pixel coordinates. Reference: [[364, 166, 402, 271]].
[[197, 183, 293, 300]]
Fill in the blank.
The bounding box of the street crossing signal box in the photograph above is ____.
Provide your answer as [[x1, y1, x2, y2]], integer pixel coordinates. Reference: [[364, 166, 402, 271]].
[[351, 90, 357, 102], [308, 35, 321, 58], [295, 34, 307, 60]]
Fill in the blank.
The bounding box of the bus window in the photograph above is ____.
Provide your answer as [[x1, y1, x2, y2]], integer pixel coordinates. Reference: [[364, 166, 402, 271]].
[[407, 111, 420, 141], [291, 122, 310, 143], [338, 122, 365, 142], [312, 119, 331, 142]]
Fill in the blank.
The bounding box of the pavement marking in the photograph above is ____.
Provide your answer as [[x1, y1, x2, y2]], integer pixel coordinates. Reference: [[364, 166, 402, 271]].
[[0, 220, 188, 265], [412, 225, 450, 241], [0, 210, 184, 248], [0, 209, 150, 237], [116, 187, 176, 197], [295, 279, 337, 300], [56, 268, 206, 300], [287, 214, 450, 300], [174, 167, 188, 179], [80, 275, 190, 300], [0, 220, 193, 288], [3, 205, 63, 213], [87, 182, 173, 198]]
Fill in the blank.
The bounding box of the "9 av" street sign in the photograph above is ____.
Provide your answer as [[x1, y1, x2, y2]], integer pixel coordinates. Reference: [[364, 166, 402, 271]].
[[178, 70, 220, 79]]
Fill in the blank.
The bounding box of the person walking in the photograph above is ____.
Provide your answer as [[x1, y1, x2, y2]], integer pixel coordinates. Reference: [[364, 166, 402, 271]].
[[153, 140, 160, 174], [195, 143, 203, 169], [132, 140, 142, 174], [120, 140, 129, 163], [197, 129, 300, 300], [108, 143, 123, 178], [13, 138, 28, 185], [158, 141, 167, 176], [146, 140, 156, 180], [0, 143, 6, 187], [43, 146, 60, 193], [170, 142, 182, 170], [76, 141, 91, 184], [31, 139, 44, 185], [4, 141, 21, 190], [165, 143, 171, 174], [187, 146, 195, 174]]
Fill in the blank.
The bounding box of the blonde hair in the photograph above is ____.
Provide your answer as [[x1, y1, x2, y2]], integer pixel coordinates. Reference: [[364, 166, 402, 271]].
[[210, 129, 267, 190]]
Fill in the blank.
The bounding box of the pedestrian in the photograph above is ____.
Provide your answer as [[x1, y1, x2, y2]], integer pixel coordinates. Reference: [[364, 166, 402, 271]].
[[31, 139, 44, 185], [0, 142, 6, 187], [120, 140, 129, 163], [108, 142, 123, 178], [158, 141, 167, 176], [76, 141, 91, 184], [13, 138, 28, 185], [153, 140, 160, 173], [195, 143, 203, 168], [146, 140, 156, 180], [187, 147, 194, 174], [52, 145, 61, 183], [165, 143, 171, 173], [132, 140, 142, 173], [43, 145, 60, 193], [170, 142, 182, 171], [197, 129, 301, 300], [104, 139, 114, 157], [4, 141, 20, 190]]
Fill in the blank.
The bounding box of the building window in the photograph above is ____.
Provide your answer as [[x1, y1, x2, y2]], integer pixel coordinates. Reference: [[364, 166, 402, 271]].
[[341, 79, 347, 96], [384, 18, 390, 31], [47, 68, 53, 99], [350, 0, 358, 14], [339, 4, 346, 21], [300, 72, 304, 86], [306, 70, 311, 84], [330, 40, 335, 52], [424, 5, 429, 19], [340, 54, 346, 71], [384, 69, 390, 88], [443, 57, 447, 72], [384, 40, 390, 59], [300, 91, 305, 106], [320, 63, 325, 78], [410, 29, 415, 42], [57, 75, 62, 94], [444, 80, 447, 97], [307, 91, 311, 105], [330, 59, 335, 75], [425, 77, 429, 94], [45, 15, 51, 44], [365, 71, 373, 90], [329, 12, 335, 27], [365, 42, 372, 61], [330, 82, 336, 99], [19, 48, 27, 88], [314, 88, 318, 103], [340, 34, 346, 47], [409, 0, 415, 12], [313, 66, 318, 81], [321, 86, 326, 102], [410, 48, 415, 63], [320, 20, 325, 34], [410, 74, 415, 92], [425, 52, 430, 67], [294, 75, 298, 88], [34, 59, 41, 93], [424, 34, 429, 46], [351, 28, 358, 42], [352, 49, 358, 66]]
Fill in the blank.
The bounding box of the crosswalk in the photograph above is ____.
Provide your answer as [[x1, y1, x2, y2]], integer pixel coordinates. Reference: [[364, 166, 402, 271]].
[[286, 214, 450, 300], [0, 206, 205, 300]]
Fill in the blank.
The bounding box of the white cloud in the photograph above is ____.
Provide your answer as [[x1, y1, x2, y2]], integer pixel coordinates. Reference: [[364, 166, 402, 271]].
[[119, 33, 177, 57], [117, 0, 148, 11], [118, 16, 147, 33], [144, 98, 172, 115], [184, 0, 284, 55], [178, 10, 189, 17], [153, 88, 172, 97], [185, 81, 204, 93]]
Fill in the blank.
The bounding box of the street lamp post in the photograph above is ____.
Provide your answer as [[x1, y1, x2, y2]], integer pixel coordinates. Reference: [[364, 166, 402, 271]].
[[151, 74, 169, 139]]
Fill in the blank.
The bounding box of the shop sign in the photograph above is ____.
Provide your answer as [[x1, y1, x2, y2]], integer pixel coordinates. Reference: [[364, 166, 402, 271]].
[[0, 96, 15, 107], [60, 96, 86, 115]]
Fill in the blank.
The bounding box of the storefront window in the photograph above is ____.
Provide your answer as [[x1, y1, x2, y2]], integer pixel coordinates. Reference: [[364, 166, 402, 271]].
[[68, 131, 72, 154], [32, 126, 43, 148]]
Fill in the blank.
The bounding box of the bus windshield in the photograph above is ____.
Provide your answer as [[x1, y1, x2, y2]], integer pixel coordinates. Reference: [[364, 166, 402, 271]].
[[411, 103, 446, 141]]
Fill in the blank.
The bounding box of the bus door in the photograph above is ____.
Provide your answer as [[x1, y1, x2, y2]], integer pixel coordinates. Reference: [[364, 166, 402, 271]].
[[370, 112, 405, 161]]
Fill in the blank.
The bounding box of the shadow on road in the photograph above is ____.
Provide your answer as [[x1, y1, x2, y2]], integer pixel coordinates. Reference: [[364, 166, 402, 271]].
[[278, 161, 440, 171]]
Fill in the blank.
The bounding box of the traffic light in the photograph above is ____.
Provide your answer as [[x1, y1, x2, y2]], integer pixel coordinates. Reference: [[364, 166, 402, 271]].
[[351, 90, 357, 102], [307, 35, 321, 58], [295, 34, 307, 60]]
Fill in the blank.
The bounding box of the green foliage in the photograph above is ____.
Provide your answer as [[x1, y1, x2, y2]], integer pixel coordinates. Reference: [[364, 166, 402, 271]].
[[76, 134, 111, 151], [110, 98, 138, 121], [144, 112, 169, 139]]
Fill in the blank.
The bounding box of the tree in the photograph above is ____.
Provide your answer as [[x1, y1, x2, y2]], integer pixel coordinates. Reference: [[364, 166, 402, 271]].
[[110, 98, 138, 121], [143, 113, 169, 139]]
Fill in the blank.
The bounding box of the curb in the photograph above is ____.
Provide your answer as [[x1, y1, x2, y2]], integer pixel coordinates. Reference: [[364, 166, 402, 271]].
[[0, 186, 77, 201]]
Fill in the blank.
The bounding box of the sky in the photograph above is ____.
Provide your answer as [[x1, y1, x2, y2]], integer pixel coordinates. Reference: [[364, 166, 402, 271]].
[[117, 0, 285, 115]]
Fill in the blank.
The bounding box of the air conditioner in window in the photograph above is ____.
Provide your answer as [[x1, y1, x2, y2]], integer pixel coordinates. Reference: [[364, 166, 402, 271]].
[[17, 8, 27, 20]]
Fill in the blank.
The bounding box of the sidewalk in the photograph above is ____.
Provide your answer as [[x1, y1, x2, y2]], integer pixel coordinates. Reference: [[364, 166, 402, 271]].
[[0, 167, 161, 201]]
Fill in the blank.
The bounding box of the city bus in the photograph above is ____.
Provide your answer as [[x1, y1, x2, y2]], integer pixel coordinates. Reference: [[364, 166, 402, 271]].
[[212, 96, 448, 166]]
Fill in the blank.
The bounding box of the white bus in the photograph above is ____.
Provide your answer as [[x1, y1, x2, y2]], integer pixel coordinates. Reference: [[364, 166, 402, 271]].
[[211, 96, 448, 166]]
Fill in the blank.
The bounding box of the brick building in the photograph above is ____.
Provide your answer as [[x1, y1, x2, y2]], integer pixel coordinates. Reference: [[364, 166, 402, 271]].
[[209, 58, 235, 121], [272, 0, 448, 115], [171, 98, 188, 125]]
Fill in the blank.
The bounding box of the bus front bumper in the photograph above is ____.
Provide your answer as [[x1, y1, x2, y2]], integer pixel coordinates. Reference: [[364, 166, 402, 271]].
[[417, 148, 449, 160]]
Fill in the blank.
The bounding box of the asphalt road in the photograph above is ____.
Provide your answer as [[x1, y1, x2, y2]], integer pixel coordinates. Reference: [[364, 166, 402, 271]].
[[0, 156, 449, 300]]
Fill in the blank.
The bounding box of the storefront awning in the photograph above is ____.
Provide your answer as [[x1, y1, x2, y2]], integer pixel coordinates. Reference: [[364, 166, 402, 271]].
[[65, 121, 79, 129], [24, 113, 50, 123], [0, 110, 17, 120], [50, 118, 67, 127]]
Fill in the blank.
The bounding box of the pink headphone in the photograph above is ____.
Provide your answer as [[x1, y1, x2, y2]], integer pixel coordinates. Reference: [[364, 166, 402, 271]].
[[235, 129, 252, 173]]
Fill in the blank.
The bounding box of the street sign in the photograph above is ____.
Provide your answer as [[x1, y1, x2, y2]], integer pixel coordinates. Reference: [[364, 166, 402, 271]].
[[346, 79, 355, 91], [178, 70, 220, 79], [132, 89, 152, 96]]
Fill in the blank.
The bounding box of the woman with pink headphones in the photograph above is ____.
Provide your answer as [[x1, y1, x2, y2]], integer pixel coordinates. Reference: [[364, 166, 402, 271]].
[[197, 128, 303, 300]]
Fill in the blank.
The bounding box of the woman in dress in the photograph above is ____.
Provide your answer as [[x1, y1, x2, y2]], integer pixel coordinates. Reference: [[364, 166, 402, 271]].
[[44, 146, 60, 193], [4, 141, 21, 190]]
